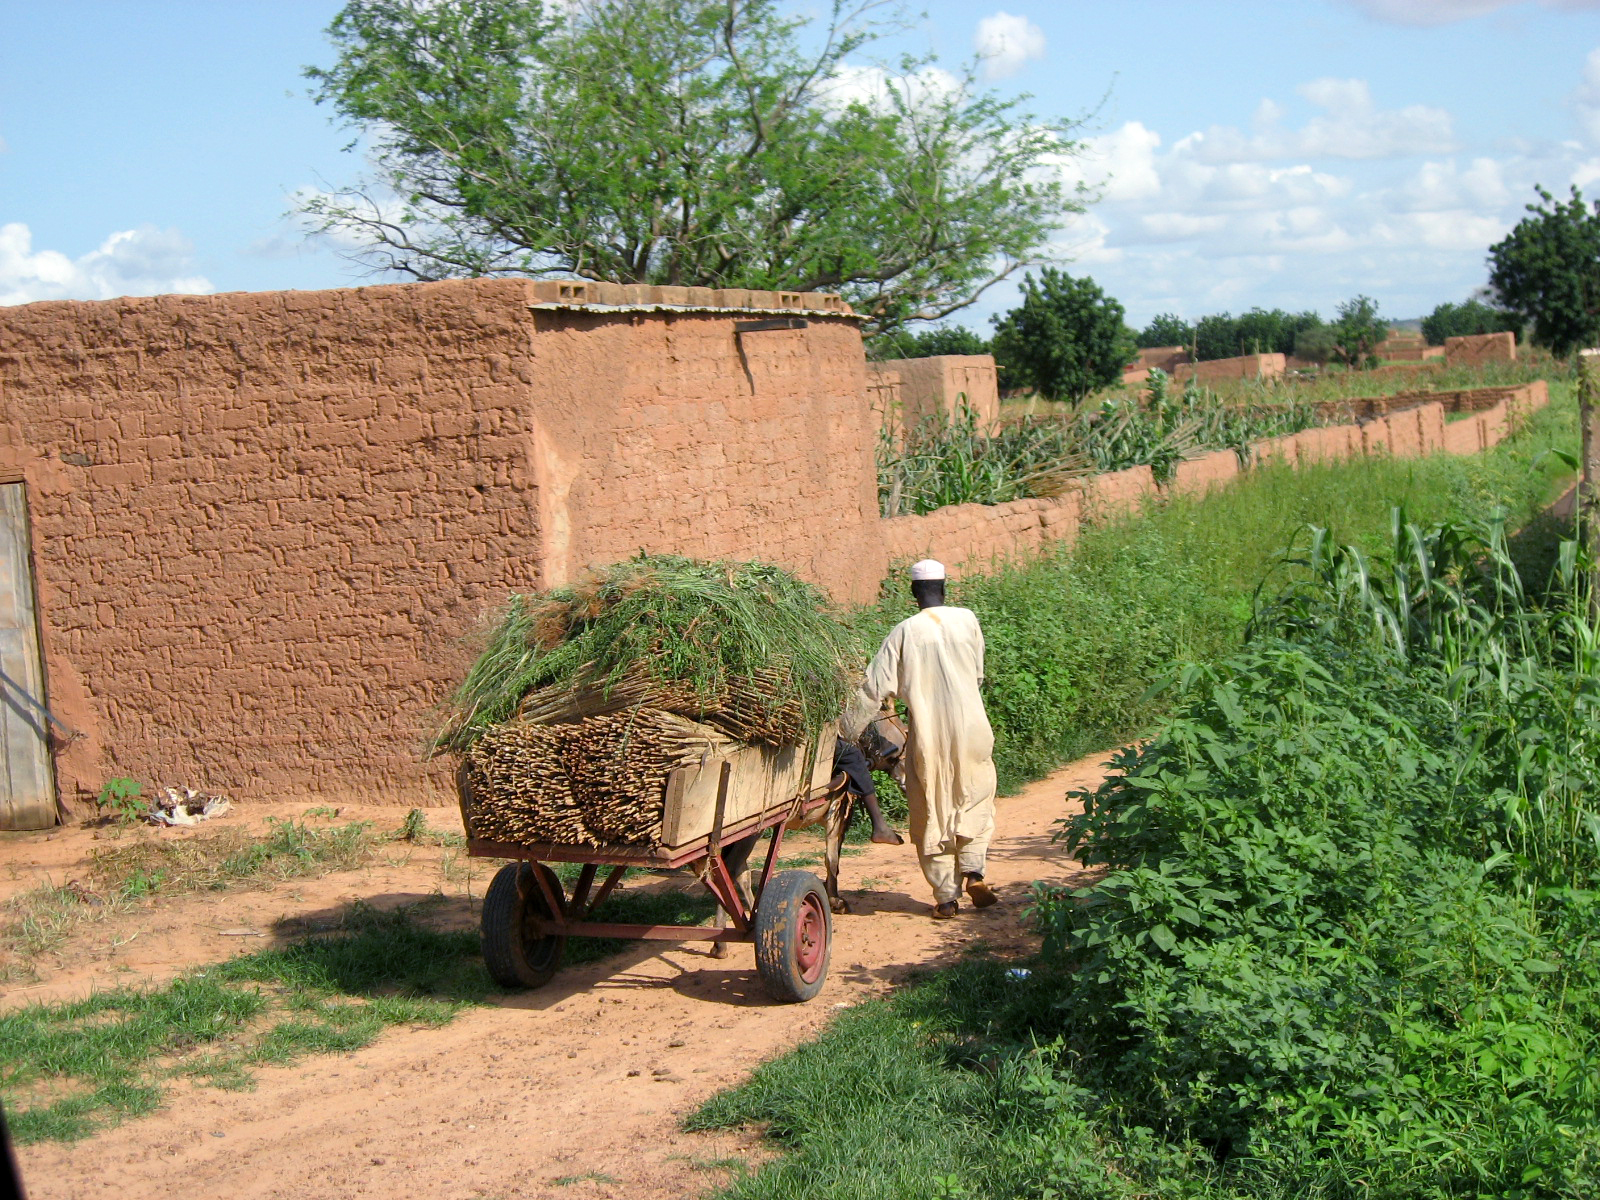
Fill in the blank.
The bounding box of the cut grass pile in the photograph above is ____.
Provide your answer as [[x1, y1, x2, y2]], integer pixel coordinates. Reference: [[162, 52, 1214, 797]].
[[436, 555, 859, 755], [2, 903, 490, 1144]]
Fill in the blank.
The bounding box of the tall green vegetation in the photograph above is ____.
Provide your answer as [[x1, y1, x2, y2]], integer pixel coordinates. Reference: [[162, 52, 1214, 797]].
[[1489, 185, 1600, 358], [990, 268, 1135, 400], [303, 0, 1083, 335], [1016, 512, 1600, 1196], [877, 377, 1324, 518]]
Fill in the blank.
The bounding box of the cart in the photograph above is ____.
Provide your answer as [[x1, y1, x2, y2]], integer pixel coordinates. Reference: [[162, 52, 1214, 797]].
[[460, 735, 846, 1003]]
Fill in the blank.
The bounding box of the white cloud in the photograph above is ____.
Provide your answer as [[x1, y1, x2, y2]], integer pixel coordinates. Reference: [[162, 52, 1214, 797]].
[[1572, 47, 1600, 144], [0, 223, 212, 306], [1183, 78, 1454, 162], [1342, 0, 1600, 26], [974, 12, 1047, 80]]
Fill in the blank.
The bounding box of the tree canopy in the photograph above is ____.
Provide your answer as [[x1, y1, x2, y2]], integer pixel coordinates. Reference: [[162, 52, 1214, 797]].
[[1487, 186, 1600, 358], [303, 0, 1085, 334], [1420, 298, 1520, 346], [1135, 313, 1193, 350], [1329, 295, 1387, 369], [990, 268, 1134, 401], [1190, 308, 1322, 361]]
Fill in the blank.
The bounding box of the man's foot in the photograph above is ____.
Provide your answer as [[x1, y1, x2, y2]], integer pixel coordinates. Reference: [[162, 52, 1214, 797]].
[[932, 900, 959, 920], [964, 874, 998, 909], [870, 827, 905, 845]]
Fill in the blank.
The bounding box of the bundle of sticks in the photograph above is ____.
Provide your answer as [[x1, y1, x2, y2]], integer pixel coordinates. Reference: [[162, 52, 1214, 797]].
[[462, 707, 738, 847], [513, 663, 807, 748]]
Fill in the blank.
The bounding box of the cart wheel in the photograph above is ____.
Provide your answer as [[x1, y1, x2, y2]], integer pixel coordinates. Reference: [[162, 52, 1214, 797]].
[[752, 870, 832, 1003], [481, 862, 566, 989]]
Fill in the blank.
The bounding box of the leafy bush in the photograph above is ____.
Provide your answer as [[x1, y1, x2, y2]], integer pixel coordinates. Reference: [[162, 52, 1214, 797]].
[[1023, 512, 1600, 1196]]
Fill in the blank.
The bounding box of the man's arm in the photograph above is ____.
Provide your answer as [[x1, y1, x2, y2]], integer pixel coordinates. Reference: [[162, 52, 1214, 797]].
[[841, 629, 901, 740]]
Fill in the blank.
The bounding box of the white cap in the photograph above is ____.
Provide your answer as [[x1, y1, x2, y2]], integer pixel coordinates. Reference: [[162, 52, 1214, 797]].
[[910, 559, 946, 582]]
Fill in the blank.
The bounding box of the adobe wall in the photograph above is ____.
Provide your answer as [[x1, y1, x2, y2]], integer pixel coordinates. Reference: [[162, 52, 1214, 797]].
[[0, 279, 876, 815], [1173, 352, 1286, 385], [888, 380, 1549, 577], [1445, 332, 1516, 367], [867, 354, 1000, 427]]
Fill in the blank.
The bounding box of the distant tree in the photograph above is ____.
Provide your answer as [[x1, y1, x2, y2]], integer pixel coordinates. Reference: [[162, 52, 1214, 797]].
[[867, 325, 992, 361], [990, 269, 1135, 401], [1135, 313, 1192, 349], [302, 0, 1086, 337], [1330, 295, 1388, 369], [1487, 186, 1600, 357], [1293, 323, 1339, 365], [1421, 299, 1520, 346]]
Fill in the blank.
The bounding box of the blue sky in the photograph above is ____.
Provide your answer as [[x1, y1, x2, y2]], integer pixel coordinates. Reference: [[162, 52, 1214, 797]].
[[4, 0, 1600, 329]]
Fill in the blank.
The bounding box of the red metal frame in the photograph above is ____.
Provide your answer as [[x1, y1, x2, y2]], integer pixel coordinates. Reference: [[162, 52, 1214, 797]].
[[469, 777, 843, 945]]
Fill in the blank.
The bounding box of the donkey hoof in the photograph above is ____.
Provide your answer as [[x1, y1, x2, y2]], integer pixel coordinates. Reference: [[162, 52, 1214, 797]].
[[829, 896, 853, 915]]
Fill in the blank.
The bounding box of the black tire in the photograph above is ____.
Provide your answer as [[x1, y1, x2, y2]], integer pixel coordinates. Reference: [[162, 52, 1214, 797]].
[[481, 861, 566, 989], [752, 869, 832, 1003]]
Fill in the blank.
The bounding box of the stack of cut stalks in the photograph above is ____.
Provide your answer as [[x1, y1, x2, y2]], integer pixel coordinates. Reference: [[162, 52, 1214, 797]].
[[462, 709, 737, 847], [440, 556, 856, 849]]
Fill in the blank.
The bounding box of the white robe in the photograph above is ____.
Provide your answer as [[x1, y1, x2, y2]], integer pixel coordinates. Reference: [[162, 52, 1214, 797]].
[[843, 606, 997, 856]]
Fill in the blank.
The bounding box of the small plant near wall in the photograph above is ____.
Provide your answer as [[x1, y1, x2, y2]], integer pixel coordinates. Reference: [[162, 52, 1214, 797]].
[[95, 777, 146, 823]]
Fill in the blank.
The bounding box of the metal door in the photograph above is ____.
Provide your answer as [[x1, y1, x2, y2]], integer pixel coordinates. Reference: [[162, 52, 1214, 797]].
[[0, 482, 55, 829]]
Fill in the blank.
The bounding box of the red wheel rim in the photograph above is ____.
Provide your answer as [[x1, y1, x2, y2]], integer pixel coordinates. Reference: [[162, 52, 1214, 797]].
[[795, 893, 828, 984]]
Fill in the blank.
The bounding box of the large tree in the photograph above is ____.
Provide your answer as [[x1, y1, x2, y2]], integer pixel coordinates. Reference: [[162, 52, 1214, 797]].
[[1488, 186, 1600, 358], [302, 0, 1083, 334], [990, 269, 1134, 402]]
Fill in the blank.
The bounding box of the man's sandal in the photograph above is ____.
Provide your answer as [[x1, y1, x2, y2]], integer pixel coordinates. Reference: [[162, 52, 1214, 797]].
[[932, 900, 960, 919], [964, 874, 999, 908]]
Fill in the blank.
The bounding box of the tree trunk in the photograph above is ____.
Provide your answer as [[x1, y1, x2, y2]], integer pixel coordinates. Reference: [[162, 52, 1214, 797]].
[[1581, 349, 1600, 619]]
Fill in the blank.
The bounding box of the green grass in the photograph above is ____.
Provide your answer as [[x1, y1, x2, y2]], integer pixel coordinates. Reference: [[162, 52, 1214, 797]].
[[2, 903, 490, 1144]]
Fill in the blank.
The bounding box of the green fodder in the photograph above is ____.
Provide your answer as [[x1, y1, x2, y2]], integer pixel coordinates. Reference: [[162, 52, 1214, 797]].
[[436, 555, 859, 755]]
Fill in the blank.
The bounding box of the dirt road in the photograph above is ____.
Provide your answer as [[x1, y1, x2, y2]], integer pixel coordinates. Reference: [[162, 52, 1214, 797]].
[[10, 754, 1104, 1200]]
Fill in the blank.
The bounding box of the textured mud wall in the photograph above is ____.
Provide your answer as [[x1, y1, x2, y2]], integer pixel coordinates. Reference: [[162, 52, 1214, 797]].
[[1445, 332, 1516, 367], [867, 355, 999, 427], [0, 280, 874, 813], [1173, 353, 1286, 385]]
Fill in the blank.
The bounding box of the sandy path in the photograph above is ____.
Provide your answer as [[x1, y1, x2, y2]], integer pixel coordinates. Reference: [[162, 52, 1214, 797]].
[[11, 754, 1106, 1200]]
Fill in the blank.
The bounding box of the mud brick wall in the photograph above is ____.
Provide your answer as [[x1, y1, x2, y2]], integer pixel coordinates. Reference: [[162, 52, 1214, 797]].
[[1445, 332, 1516, 367], [1173, 353, 1286, 385], [868, 355, 999, 427], [0, 279, 875, 813]]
